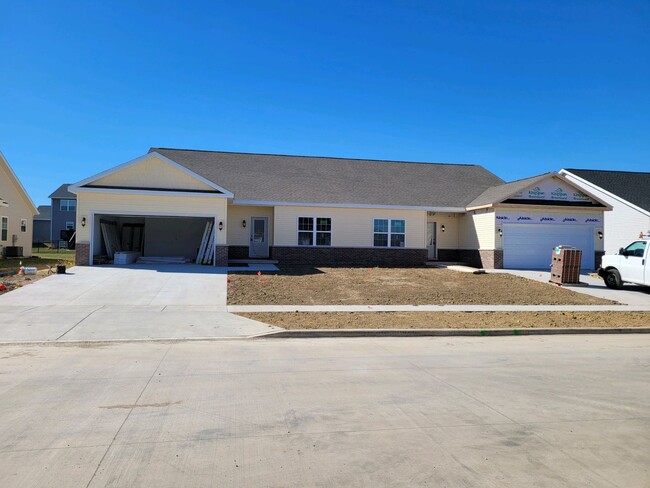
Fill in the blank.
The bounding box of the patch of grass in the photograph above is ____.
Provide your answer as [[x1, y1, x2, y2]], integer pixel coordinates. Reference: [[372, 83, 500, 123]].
[[0, 253, 75, 275]]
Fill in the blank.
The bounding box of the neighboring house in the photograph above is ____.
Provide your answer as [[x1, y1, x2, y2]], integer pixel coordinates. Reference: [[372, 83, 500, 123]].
[[33, 205, 52, 243], [0, 151, 38, 257], [69, 148, 610, 269], [560, 169, 650, 257], [48, 184, 77, 249]]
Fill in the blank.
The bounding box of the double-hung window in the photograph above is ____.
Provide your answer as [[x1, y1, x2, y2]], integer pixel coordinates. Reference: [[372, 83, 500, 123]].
[[20, 219, 27, 232], [373, 219, 405, 247], [60, 199, 76, 212], [1, 217, 7, 241], [298, 217, 331, 246]]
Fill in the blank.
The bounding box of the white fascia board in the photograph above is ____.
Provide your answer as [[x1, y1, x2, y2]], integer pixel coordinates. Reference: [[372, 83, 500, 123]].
[[231, 199, 466, 213], [0, 151, 38, 214], [71, 187, 229, 199], [69, 152, 235, 198], [560, 169, 648, 216], [465, 204, 494, 211]]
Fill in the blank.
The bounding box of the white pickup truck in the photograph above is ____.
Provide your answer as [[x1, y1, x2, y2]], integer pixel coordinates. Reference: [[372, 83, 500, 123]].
[[599, 239, 650, 289]]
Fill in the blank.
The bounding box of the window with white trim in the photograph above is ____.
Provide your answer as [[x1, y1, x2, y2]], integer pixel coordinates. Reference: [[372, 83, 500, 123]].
[[1, 217, 7, 241], [60, 199, 76, 212], [373, 219, 405, 247], [20, 219, 27, 232], [66, 221, 75, 230], [298, 217, 331, 246]]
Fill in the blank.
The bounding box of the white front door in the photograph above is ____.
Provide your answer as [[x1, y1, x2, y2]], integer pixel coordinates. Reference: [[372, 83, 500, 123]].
[[503, 224, 595, 270], [249, 217, 269, 258], [427, 222, 437, 260]]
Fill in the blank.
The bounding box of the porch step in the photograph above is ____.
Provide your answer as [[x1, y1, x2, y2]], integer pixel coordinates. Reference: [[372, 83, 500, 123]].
[[228, 259, 279, 265]]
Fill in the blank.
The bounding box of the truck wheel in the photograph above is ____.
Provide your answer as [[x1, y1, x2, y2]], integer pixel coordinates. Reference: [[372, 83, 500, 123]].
[[604, 269, 622, 289]]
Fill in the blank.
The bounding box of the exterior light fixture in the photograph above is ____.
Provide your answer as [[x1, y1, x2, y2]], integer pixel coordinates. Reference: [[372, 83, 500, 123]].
[[441, 225, 445, 232], [242, 220, 247, 228], [598, 230, 603, 240], [498, 228, 503, 237], [81, 217, 86, 227], [218, 221, 223, 231]]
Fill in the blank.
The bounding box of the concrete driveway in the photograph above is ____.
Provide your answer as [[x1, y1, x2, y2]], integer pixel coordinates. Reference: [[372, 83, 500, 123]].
[[0, 265, 278, 341], [0, 335, 647, 487], [490, 269, 650, 306]]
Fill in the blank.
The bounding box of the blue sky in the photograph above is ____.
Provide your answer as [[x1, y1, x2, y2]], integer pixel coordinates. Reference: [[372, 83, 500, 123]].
[[2, 1, 649, 205]]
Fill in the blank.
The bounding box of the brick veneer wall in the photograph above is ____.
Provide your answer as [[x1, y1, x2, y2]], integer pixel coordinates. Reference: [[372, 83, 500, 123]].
[[458, 249, 503, 269], [215, 245, 228, 267], [74, 242, 90, 266], [75, 242, 90, 266], [270, 247, 428, 266]]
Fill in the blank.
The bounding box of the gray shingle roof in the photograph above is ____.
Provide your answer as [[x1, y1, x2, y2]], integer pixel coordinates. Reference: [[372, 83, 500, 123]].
[[564, 169, 650, 212], [0, 196, 7, 207], [34, 205, 51, 221], [467, 173, 554, 208], [48, 184, 76, 199], [152, 148, 504, 208]]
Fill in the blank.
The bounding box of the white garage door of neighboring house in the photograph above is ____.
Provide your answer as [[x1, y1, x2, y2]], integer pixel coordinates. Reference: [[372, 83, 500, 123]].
[[503, 224, 595, 270]]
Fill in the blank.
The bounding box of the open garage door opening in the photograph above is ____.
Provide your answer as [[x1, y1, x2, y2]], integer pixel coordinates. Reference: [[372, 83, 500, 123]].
[[91, 214, 216, 266]]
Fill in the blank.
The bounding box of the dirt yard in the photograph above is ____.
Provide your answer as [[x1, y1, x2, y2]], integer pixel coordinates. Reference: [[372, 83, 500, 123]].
[[228, 267, 615, 305], [0, 253, 74, 295], [237, 311, 650, 329]]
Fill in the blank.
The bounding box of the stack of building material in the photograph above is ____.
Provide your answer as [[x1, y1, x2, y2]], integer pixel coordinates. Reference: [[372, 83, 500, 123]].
[[113, 251, 142, 265], [550, 247, 582, 284], [100, 221, 121, 258], [135, 256, 191, 264], [196, 221, 215, 265]]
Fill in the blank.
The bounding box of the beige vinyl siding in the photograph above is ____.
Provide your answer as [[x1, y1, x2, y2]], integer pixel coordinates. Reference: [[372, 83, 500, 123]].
[[92, 156, 215, 191], [273, 206, 426, 248], [494, 207, 604, 252], [0, 160, 36, 257], [459, 210, 495, 250], [227, 205, 274, 246], [75, 192, 228, 245], [458, 210, 496, 250], [427, 213, 460, 249]]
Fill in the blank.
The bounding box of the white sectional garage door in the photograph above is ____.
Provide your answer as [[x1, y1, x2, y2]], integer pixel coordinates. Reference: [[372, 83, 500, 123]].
[[503, 224, 594, 270]]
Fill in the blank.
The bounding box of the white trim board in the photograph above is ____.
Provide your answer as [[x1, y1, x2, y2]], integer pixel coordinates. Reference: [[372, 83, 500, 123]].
[[72, 187, 229, 199], [69, 152, 235, 198]]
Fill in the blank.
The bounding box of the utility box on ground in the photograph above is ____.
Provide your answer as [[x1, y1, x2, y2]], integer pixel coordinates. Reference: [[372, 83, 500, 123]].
[[550, 246, 582, 284]]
